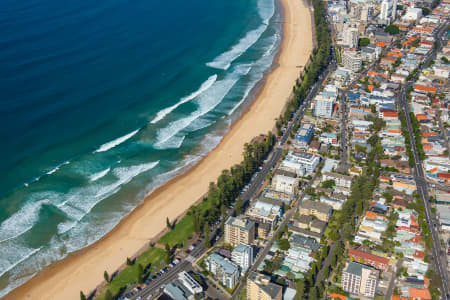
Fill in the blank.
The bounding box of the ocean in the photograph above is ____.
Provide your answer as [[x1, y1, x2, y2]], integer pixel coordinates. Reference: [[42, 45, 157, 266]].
[[0, 0, 282, 296]]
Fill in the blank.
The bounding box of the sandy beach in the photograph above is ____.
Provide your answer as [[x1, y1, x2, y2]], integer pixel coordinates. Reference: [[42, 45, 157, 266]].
[[5, 0, 312, 298]]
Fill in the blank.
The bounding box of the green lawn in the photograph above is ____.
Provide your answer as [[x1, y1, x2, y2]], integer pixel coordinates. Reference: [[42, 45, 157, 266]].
[[158, 214, 195, 248], [95, 247, 166, 300]]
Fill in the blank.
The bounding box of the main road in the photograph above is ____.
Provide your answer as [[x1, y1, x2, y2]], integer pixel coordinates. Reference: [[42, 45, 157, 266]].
[[396, 20, 449, 300]]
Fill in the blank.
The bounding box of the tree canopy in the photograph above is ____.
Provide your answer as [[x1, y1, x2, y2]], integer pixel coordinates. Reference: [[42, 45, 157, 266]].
[[359, 37, 370, 47], [385, 25, 400, 35]]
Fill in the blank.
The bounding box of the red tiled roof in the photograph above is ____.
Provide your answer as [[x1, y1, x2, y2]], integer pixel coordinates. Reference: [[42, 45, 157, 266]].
[[383, 111, 399, 118], [348, 248, 389, 265], [414, 85, 438, 93], [408, 287, 431, 300], [413, 250, 425, 260], [438, 173, 450, 180]]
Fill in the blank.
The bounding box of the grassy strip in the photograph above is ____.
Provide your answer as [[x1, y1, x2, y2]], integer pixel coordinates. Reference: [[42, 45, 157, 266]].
[[95, 247, 166, 300], [158, 214, 195, 248]]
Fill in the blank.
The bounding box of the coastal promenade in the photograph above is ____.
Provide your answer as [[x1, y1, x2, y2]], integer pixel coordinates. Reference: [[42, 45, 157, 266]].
[[4, 0, 314, 299]]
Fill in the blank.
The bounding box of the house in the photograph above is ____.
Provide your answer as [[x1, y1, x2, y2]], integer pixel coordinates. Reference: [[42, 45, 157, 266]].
[[380, 56, 397, 69], [382, 111, 399, 120], [348, 248, 389, 270], [392, 179, 416, 195], [205, 253, 240, 289], [414, 84, 438, 94], [342, 262, 379, 298], [299, 200, 332, 222], [407, 287, 432, 300], [308, 140, 321, 154]]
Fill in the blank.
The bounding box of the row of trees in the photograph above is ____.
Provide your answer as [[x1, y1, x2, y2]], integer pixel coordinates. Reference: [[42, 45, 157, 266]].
[[188, 132, 276, 239], [407, 195, 442, 300], [399, 111, 416, 166], [294, 240, 345, 300], [409, 112, 427, 160], [275, 0, 332, 135]]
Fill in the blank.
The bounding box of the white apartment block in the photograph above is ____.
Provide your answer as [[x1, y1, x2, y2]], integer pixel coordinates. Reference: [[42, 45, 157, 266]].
[[272, 174, 299, 195], [231, 244, 253, 274]]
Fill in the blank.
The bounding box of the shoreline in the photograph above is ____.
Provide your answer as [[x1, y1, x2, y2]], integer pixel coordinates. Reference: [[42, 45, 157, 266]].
[[4, 0, 313, 298]]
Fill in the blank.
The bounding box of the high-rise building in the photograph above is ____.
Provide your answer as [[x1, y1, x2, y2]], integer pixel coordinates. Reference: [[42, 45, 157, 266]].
[[205, 253, 240, 289], [360, 4, 369, 22], [342, 262, 379, 298], [342, 50, 363, 72], [343, 23, 359, 48], [225, 216, 255, 247], [379, 0, 397, 24], [314, 94, 335, 118], [231, 244, 253, 274], [247, 272, 283, 300]]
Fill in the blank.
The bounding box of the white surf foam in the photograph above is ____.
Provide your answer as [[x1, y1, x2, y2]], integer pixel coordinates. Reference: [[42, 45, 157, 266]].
[[45, 161, 70, 176], [157, 135, 186, 149], [228, 34, 279, 116], [154, 68, 248, 149], [89, 168, 111, 182], [206, 0, 275, 70], [94, 129, 139, 153], [206, 25, 267, 70], [58, 161, 159, 221], [0, 244, 42, 278], [257, 0, 275, 23], [186, 118, 215, 132], [150, 75, 218, 124], [0, 273, 35, 298], [0, 199, 49, 243], [57, 220, 77, 234]]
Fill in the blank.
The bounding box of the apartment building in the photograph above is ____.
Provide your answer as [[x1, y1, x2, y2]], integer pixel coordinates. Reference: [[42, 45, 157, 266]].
[[225, 216, 255, 247], [299, 199, 332, 222], [231, 244, 253, 275], [247, 272, 282, 300], [271, 174, 299, 195], [322, 171, 353, 188], [205, 253, 240, 289], [279, 151, 321, 177], [342, 262, 379, 298]]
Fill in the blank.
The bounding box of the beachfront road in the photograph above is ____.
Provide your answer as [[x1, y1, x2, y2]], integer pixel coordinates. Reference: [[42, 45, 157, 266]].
[[130, 31, 337, 300]]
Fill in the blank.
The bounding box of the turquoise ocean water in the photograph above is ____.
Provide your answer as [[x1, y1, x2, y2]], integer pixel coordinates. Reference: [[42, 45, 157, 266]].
[[0, 0, 282, 295]]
